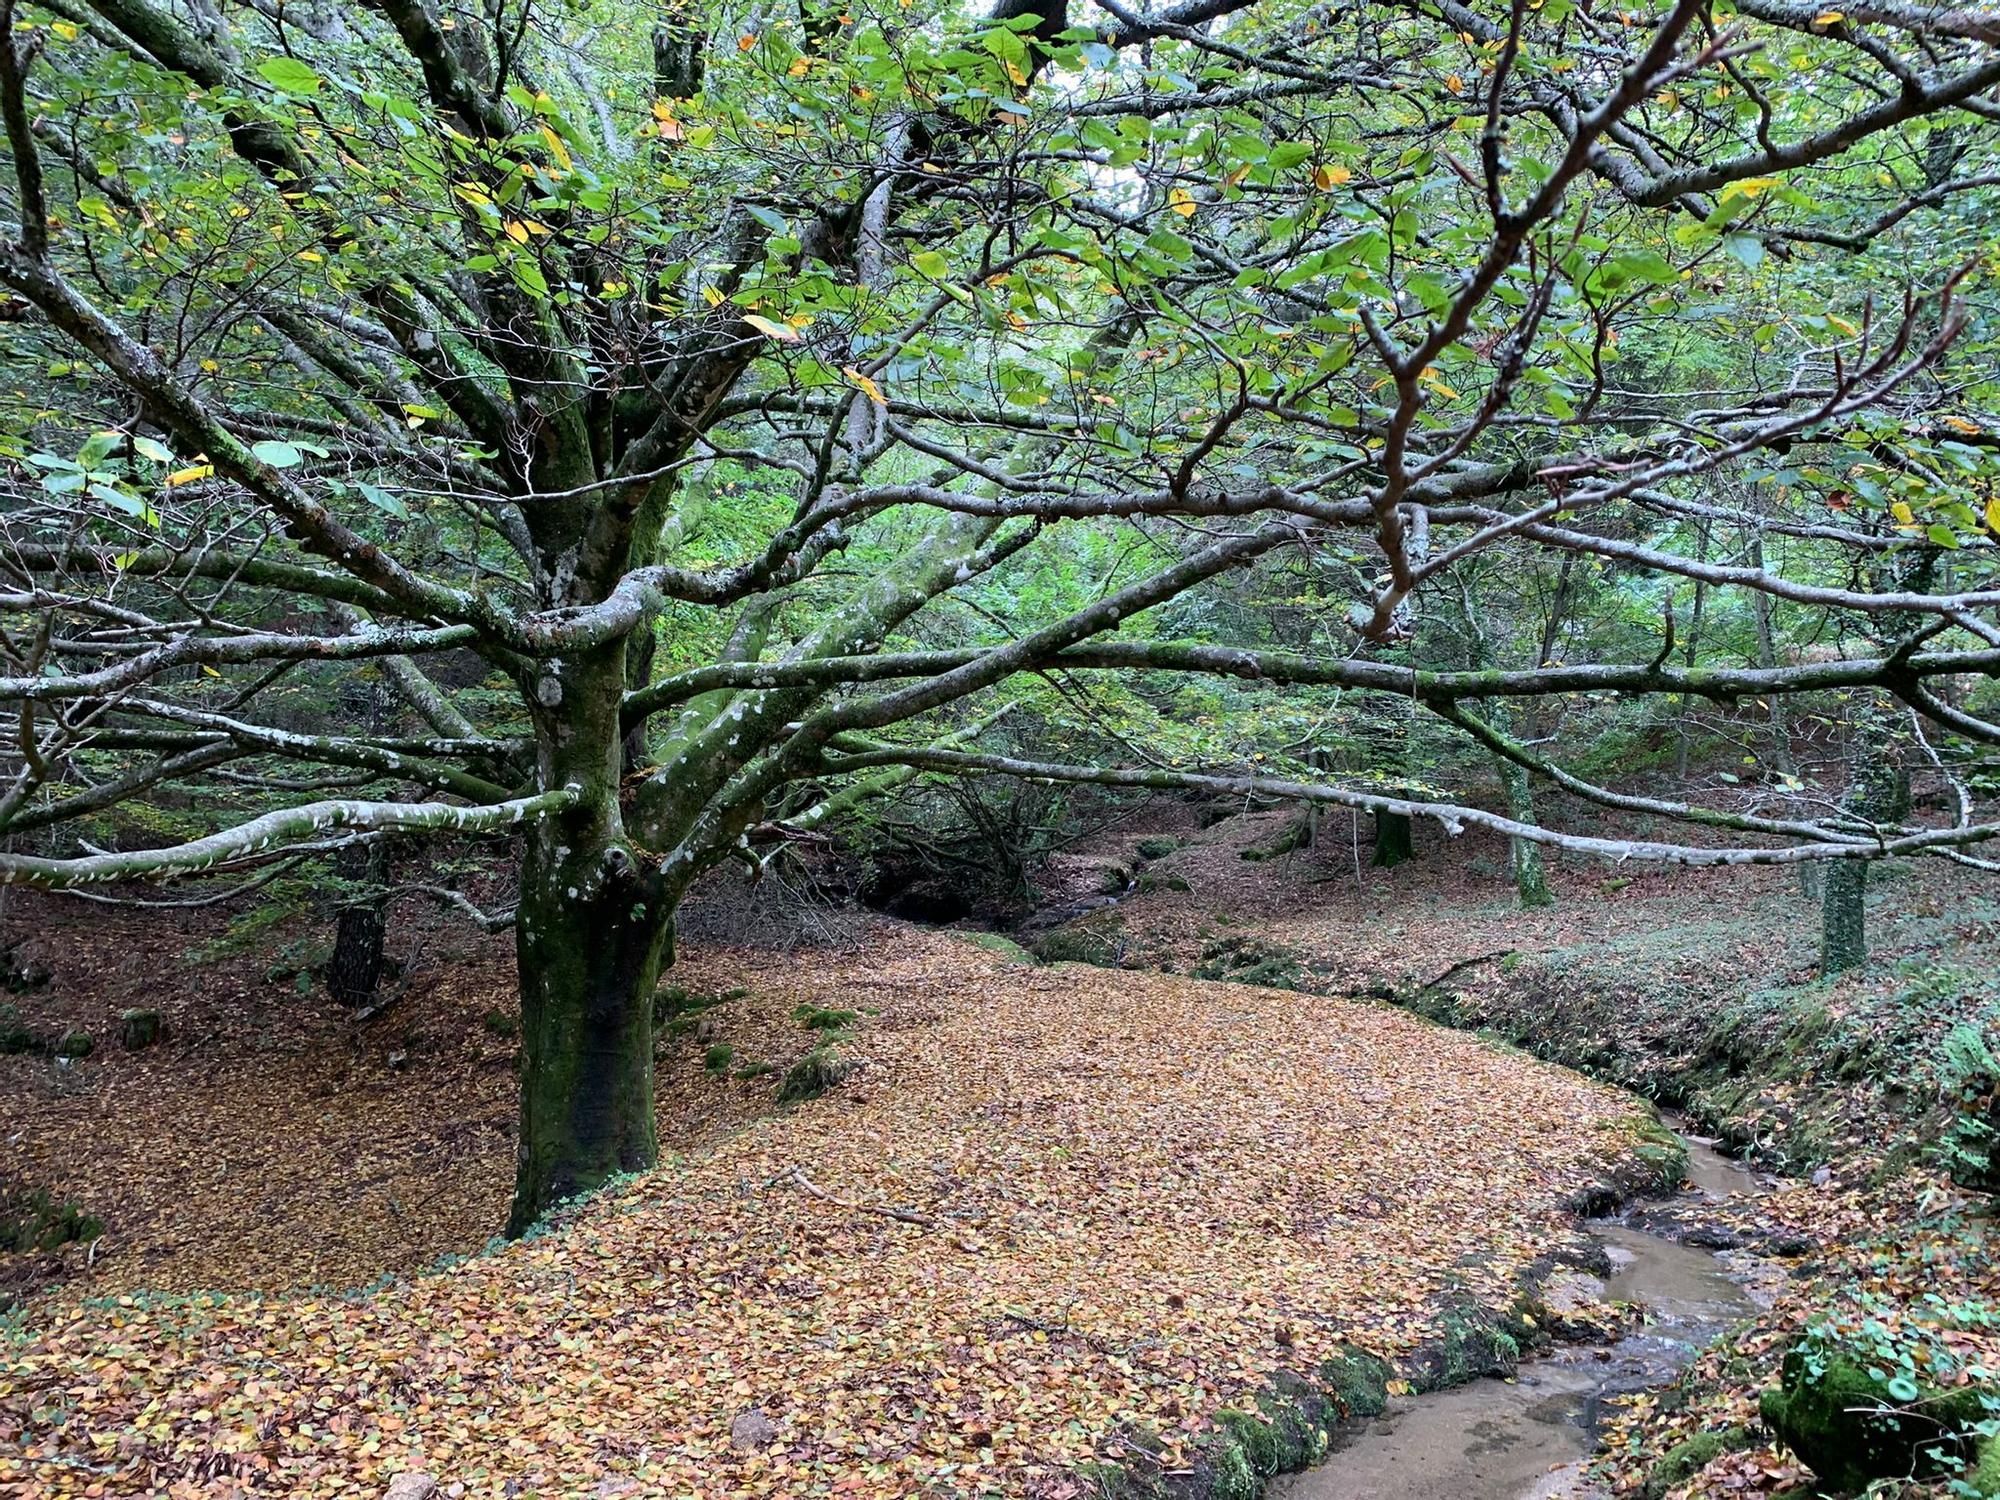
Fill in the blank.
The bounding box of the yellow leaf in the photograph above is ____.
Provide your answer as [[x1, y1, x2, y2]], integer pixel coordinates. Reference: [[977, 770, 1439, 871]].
[[702, 286, 724, 307], [842, 366, 887, 406], [743, 314, 801, 343], [1313, 163, 1352, 190], [652, 99, 676, 121], [1446, 73, 1465, 94], [1984, 497, 2000, 533], [1944, 416, 1982, 435], [503, 220, 530, 244], [1890, 500, 1916, 527], [788, 56, 811, 77], [1168, 187, 1198, 218], [1003, 58, 1027, 86], [1813, 9, 1844, 22], [166, 464, 213, 487], [539, 125, 572, 172]]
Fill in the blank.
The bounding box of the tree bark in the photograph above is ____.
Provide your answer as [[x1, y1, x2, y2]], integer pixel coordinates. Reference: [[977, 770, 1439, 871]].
[[1372, 808, 1413, 867], [327, 837, 391, 1007], [1497, 756, 1553, 909], [508, 646, 674, 1236]]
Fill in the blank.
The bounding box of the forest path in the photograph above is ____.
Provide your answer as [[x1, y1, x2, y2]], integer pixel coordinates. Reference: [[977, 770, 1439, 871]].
[[5, 925, 1657, 1499]]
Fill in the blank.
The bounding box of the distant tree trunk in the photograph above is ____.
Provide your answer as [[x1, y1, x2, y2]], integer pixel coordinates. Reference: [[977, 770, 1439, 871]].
[[1820, 715, 1910, 975], [1497, 757, 1553, 909], [1372, 809, 1412, 867], [1820, 860, 1867, 974], [1749, 530, 1816, 901], [327, 838, 391, 1007]]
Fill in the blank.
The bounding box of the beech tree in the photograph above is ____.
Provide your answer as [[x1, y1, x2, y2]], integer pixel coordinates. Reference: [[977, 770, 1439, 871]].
[[0, 0, 1997, 1231]]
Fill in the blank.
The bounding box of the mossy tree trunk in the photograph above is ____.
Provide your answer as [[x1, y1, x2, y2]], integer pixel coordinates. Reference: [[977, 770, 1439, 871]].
[[1372, 808, 1413, 867], [1496, 757, 1553, 909], [508, 644, 675, 1237], [1820, 719, 1910, 977]]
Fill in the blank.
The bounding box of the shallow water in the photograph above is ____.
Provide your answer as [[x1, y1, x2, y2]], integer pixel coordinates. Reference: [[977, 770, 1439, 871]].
[[1271, 1136, 1769, 1500]]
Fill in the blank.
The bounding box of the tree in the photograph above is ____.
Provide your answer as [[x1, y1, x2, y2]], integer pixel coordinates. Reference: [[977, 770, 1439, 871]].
[[0, 0, 1997, 1233]]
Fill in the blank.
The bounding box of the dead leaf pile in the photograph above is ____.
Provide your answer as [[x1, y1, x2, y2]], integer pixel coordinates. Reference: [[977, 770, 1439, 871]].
[[3, 926, 1651, 1498]]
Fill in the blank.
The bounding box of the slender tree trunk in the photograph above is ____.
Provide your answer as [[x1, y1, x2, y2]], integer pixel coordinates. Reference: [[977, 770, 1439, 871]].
[[1820, 861, 1867, 974], [1496, 756, 1553, 909], [1819, 712, 1909, 977], [508, 646, 673, 1236]]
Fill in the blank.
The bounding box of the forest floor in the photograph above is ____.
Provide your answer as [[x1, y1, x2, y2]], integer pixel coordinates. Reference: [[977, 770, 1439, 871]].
[[0, 909, 1661, 1499], [1020, 803, 2000, 1500]]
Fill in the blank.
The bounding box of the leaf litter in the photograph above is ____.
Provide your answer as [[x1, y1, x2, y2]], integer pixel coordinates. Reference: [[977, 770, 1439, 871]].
[[2, 924, 1656, 1498]]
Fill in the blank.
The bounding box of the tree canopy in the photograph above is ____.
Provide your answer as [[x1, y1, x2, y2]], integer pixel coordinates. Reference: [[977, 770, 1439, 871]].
[[0, 0, 1996, 1228]]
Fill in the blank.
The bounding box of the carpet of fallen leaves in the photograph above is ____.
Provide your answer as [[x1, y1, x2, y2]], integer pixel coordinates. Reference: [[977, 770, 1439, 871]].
[[1597, 1171, 2000, 1500], [2, 924, 1655, 1499]]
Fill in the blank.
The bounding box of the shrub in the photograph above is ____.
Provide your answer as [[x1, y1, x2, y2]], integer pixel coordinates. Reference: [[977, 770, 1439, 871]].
[[703, 1043, 734, 1075]]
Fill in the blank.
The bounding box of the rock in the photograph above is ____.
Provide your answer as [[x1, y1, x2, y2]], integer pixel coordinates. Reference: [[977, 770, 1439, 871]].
[[53, 1028, 92, 1059], [1642, 1426, 1752, 1500], [1760, 1344, 1991, 1495], [119, 1009, 160, 1051], [383, 1476, 438, 1500], [730, 1407, 779, 1451]]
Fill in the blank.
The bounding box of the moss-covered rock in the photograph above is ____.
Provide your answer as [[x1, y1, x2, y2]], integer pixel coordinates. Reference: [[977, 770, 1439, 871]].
[[1030, 920, 1123, 967], [53, 1028, 92, 1060], [1760, 1344, 1993, 1494], [1642, 1426, 1753, 1500], [777, 1046, 852, 1103]]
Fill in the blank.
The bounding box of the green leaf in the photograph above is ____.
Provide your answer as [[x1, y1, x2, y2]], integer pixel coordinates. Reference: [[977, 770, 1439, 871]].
[[256, 57, 322, 95], [251, 439, 304, 469], [132, 435, 173, 463]]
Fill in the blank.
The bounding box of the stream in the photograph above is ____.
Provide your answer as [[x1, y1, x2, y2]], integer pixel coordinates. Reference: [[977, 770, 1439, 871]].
[[1271, 1132, 1775, 1500]]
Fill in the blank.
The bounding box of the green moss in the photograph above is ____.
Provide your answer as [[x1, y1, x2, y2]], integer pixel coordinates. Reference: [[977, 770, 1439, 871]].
[[1031, 920, 1123, 967], [1135, 837, 1183, 860], [481, 1007, 519, 1039], [0, 1003, 43, 1055], [777, 1046, 852, 1103], [53, 1028, 92, 1060], [1761, 1345, 1992, 1494], [703, 1042, 734, 1075], [963, 932, 1038, 965], [794, 1005, 858, 1033], [1642, 1427, 1753, 1500], [734, 1060, 775, 1080]]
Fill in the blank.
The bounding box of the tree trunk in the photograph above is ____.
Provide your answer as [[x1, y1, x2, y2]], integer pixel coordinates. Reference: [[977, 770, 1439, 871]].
[[1820, 861, 1867, 974], [508, 647, 674, 1237], [1496, 758, 1553, 909], [327, 837, 391, 1007], [1819, 715, 1910, 977], [1372, 809, 1412, 868]]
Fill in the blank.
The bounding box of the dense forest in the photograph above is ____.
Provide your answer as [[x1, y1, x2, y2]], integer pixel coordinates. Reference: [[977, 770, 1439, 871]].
[[0, 0, 1998, 1494]]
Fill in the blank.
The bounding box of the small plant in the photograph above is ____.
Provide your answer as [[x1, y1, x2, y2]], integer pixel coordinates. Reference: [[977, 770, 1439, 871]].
[[0, 1184, 102, 1253], [794, 1004, 857, 1033], [1939, 1023, 1999, 1191], [703, 1042, 734, 1075], [481, 1008, 519, 1039], [734, 1059, 776, 1080]]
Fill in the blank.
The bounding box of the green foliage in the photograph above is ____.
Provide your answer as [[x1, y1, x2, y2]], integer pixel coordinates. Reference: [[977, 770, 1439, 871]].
[[703, 1043, 734, 1075], [0, 1184, 102, 1253]]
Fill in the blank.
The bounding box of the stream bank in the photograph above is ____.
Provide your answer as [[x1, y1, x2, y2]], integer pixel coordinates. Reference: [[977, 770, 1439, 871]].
[[1269, 1132, 1777, 1500]]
